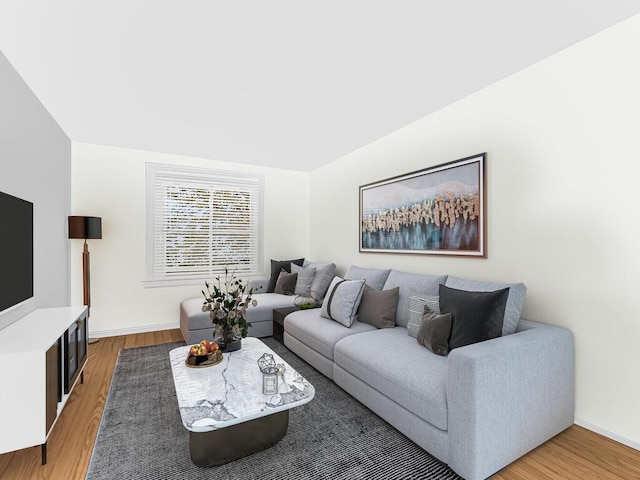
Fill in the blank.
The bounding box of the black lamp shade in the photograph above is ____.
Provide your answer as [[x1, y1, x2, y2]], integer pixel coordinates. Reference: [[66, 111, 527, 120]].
[[68, 216, 102, 240]]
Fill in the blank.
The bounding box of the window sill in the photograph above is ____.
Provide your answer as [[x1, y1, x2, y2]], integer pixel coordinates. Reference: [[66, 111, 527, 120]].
[[142, 273, 264, 289]]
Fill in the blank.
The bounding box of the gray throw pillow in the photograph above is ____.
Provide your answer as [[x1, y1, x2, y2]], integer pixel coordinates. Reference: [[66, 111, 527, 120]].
[[407, 291, 440, 337], [358, 285, 399, 329], [267, 258, 304, 293], [320, 277, 366, 327], [439, 284, 510, 350], [417, 312, 452, 356], [304, 261, 336, 301], [274, 270, 297, 296], [291, 263, 316, 296]]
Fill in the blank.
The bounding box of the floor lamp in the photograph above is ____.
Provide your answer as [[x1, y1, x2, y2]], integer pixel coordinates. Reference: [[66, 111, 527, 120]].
[[69, 216, 102, 344]]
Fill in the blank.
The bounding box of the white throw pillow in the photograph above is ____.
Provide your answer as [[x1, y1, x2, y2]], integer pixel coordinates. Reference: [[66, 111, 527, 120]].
[[407, 290, 440, 338], [291, 263, 316, 297], [320, 277, 366, 327]]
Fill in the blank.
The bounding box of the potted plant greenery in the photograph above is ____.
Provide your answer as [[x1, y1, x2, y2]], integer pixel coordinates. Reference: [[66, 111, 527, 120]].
[[201, 269, 257, 352]]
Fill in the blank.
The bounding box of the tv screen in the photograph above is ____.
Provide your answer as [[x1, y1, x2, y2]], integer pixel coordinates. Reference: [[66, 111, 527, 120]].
[[0, 191, 34, 312]]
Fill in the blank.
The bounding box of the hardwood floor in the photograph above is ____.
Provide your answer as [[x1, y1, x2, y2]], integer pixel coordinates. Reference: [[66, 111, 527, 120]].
[[0, 329, 638, 480]]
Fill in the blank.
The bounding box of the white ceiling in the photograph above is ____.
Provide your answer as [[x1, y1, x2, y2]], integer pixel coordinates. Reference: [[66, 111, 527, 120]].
[[1, 2, 639, 172]]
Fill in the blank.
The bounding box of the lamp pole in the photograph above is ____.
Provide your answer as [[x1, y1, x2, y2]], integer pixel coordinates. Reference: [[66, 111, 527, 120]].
[[68, 216, 102, 344]]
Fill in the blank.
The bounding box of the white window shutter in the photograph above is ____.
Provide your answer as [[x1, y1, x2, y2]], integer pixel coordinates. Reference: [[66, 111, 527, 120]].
[[145, 163, 263, 286]]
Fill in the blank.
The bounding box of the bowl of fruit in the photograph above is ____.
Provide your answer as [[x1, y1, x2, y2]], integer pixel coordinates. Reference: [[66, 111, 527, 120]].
[[185, 340, 223, 368]]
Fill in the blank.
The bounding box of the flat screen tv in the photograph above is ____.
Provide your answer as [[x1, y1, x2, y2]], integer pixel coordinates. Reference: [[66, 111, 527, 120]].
[[0, 191, 34, 331]]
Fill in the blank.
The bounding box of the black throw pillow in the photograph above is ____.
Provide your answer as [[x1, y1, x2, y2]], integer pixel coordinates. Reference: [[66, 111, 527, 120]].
[[439, 284, 510, 350], [267, 258, 305, 293]]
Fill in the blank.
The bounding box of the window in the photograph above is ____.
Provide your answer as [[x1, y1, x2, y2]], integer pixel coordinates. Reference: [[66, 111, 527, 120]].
[[145, 163, 263, 287]]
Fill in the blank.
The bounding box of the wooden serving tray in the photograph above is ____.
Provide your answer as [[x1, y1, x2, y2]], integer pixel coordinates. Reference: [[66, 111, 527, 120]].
[[185, 350, 223, 368]]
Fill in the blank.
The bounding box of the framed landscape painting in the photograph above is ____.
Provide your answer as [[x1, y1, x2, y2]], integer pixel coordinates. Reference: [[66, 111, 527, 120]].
[[359, 153, 485, 257]]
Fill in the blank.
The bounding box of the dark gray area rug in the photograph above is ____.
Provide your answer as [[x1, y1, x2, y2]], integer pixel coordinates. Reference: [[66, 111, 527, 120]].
[[86, 338, 461, 480]]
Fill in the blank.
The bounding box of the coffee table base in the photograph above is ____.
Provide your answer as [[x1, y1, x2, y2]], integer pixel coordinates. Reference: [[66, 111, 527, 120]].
[[189, 410, 289, 467]]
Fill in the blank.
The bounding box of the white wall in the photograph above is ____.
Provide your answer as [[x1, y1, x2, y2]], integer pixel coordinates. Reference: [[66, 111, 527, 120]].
[[310, 15, 640, 446], [71, 143, 310, 336], [0, 50, 71, 330]]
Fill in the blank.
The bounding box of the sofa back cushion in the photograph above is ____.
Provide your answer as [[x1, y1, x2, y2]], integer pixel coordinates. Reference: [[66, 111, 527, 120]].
[[344, 265, 391, 290], [382, 270, 448, 328], [444, 276, 526, 335]]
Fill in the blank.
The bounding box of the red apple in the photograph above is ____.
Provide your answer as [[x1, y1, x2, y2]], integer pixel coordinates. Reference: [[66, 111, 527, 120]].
[[189, 345, 200, 356], [209, 342, 219, 353], [200, 339, 211, 352]]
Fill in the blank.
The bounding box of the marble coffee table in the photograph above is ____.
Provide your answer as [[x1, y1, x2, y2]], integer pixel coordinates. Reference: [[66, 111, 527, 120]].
[[169, 337, 315, 467]]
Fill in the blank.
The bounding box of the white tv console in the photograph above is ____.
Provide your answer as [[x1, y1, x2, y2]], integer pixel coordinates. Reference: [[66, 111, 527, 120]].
[[0, 306, 88, 464]]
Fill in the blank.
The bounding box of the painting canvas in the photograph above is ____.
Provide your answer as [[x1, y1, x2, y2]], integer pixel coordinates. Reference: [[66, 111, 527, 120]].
[[359, 153, 485, 257]]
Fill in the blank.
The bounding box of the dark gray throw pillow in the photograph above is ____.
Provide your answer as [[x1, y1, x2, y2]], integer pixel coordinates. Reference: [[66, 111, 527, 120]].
[[267, 258, 304, 293], [274, 270, 297, 296], [439, 284, 510, 350], [417, 312, 452, 356], [358, 285, 399, 329]]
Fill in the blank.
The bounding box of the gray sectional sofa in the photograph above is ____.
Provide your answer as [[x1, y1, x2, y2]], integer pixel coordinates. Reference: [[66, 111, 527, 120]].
[[283, 266, 574, 480], [180, 263, 574, 480]]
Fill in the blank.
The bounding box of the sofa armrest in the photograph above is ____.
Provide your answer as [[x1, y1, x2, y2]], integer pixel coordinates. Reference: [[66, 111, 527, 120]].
[[447, 320, 574, 480], [247, 278, 269, 293]]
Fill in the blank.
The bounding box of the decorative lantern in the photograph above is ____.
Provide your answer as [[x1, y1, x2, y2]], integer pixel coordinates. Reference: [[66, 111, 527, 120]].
[[257, 353, 278, 395], [257, 353, 276, 371]]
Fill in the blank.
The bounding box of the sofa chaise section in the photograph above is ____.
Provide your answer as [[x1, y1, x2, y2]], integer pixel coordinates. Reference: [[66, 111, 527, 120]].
[[180, 293, 297, 344]]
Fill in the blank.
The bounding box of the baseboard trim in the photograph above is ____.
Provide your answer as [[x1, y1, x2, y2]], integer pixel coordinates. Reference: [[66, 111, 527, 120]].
[[575, 418, 640, 451], [89, 322, 181, 339]]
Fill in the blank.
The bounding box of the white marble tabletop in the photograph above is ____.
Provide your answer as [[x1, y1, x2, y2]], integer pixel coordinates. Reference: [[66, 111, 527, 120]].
[[170, 337, 315, 432]]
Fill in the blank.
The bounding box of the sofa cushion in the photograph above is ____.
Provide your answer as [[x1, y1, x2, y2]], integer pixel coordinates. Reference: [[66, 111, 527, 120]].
[[304, 261, 337, 301], [320, 277, 366, 327], [291, 263, 316, 296], [358, 285, 399, 329], [407, 291, 441, 337], [345, 265, 391, 290], [285, 309, 376, 360], [382, 270, 448, 328], [334, 327, 449, 430], [445, 276, 526, 335], [274, 270, 297, 295], [267, 258, 304, 293], [417, 312, 452, 356], [439, 284, 509, 350]]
